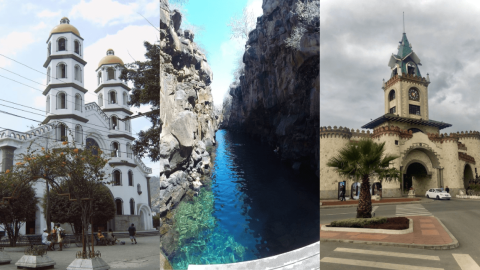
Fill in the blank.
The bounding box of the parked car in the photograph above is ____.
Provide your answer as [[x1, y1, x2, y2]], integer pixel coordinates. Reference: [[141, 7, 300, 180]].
[[425, 188, 451, 200]]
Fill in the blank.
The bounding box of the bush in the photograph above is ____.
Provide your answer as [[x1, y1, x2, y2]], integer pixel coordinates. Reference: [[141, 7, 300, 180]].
[[329, 217, 387, 228], [153, 213, 160, 228]]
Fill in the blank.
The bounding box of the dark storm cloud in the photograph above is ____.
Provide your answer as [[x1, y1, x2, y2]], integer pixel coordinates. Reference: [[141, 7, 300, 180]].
[[321, 0, 480, 133]]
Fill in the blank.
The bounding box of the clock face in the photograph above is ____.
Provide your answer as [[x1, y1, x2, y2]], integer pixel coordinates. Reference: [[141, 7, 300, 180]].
[[409, 89, 419, 101]]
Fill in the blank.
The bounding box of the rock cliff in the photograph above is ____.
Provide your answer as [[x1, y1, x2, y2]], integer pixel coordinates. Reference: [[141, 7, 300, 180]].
[[158, 0, 217, 217], [221, 0, 319, 174]]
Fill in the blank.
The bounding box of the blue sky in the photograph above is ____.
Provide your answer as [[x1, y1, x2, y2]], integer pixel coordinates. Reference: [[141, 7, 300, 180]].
[[0, 0, 159, 175], [171, 0, 263, 106], [0, 0, 262, 177]]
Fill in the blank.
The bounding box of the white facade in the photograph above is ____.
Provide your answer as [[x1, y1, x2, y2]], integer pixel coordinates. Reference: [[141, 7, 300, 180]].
[[0, 18, 154, 235]]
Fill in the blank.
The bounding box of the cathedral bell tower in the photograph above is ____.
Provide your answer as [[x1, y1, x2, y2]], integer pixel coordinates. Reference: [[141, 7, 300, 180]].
[[382, 32, 431, 120], [43, 17, 88, 130], [95, 49, 133, 134]]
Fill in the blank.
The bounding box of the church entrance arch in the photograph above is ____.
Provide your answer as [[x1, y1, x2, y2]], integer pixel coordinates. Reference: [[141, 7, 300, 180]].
[[464, 164, 474, 190]]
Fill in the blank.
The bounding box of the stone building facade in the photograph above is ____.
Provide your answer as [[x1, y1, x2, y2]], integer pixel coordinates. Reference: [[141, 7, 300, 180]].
[[320, 32, 479, 199]]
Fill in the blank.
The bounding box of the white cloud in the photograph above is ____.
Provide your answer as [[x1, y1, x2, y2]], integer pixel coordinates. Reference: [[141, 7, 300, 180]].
[[33, 22, 47, 30], [83, 25, 157, 104], [69, 0, 157, 27], [37, 9, 61, 18], [33, 96, 45, 109], [247, 0, 263, 18], [0, 32, 36, 67]]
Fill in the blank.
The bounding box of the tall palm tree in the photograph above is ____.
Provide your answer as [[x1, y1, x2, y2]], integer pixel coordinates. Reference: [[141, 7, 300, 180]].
[[327, 139, 400, 218]]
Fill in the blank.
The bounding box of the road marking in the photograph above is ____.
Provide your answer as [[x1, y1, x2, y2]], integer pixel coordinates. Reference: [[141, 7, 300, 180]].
[[396, 204, 432, 216], [334, 247, 440, 261], [453, 254, 480, 270], [320, 257, 443, 270]]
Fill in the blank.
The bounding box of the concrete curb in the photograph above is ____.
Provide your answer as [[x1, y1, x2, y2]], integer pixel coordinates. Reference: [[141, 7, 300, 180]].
[[320, 217, 459, 250], [321, 218, 413, 235], [320, 200, 433, 209]]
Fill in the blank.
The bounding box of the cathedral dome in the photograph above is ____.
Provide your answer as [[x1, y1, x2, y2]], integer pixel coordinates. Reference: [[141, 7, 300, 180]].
[[97, 49, 124, 69], [50, 17, 81, 37]]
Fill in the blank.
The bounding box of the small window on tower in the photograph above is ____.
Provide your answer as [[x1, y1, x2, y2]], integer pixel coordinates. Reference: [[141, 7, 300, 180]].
[[407, 62, 416, 75], [395, 140, 399, 145], [389, 106, 396, 114], [389, 90, 395, 101], [58, 38, 66, 51], [409, 104, 421, 115], [107, 68, 115, 80], [74, 40, 80, 55]]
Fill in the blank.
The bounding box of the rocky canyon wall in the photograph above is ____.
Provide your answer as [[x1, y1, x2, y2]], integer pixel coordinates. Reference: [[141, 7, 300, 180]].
[[221, 0, 319, 174], [156, 0, 217, 217]]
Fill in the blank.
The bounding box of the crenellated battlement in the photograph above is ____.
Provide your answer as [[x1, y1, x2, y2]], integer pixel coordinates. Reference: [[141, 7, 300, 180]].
[[320, 126, 374, 139], [427, 130, 480, 143], [371, 126, 413, 139]]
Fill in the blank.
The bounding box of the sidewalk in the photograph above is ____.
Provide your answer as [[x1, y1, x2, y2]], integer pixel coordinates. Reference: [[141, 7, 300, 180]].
[[320, 216, 459, 250], [321, 197, 432, 208]]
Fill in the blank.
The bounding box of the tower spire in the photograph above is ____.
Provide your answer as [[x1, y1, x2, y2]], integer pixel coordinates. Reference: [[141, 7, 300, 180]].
[[403, 12, 405, 33]]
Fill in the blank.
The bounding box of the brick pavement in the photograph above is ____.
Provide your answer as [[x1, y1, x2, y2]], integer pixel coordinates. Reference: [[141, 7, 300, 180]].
[[321, 197, 421, 206], [320, 216, 457, 248]]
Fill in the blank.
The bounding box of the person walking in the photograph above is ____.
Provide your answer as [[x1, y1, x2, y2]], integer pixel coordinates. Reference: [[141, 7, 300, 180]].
[[128, 223, 137, 245], [446, 186, 450, 193], [341, 184, 346, 201], [55, 223, 65, 251]]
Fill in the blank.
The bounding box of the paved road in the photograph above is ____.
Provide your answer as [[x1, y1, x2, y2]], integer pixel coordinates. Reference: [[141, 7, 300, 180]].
[[321, 198, 480, 269], [2, 236, 159, 269]]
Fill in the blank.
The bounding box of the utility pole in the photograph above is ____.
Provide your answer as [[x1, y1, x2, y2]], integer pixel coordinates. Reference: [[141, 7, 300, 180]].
[[45, 133, 51, 234]]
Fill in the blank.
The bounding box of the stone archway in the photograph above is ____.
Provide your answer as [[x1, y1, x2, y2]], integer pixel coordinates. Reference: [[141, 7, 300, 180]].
[[464, 164, 474, 190], [401, 144, 440, 196]]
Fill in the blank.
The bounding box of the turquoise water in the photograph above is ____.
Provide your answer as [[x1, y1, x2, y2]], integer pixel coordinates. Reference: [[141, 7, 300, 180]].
[[171, 130, 319, 269]]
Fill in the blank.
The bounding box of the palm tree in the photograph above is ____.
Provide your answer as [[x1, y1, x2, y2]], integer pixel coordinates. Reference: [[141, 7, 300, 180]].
[[327, 139, 400, 218]]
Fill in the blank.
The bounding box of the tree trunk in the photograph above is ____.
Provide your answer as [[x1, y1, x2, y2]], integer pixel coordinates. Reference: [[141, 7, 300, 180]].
[[357, 174, 372, 218]]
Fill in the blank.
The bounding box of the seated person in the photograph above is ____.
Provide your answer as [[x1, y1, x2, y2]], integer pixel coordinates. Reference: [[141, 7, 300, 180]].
[[106, 229, 118, 245], [97, 230, 106, 245], [42, 228, 54, 251]]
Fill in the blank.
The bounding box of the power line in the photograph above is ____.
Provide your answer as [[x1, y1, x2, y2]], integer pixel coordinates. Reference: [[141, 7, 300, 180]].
[[0, 111, 143, 157], [0, 66, 47, 87], [0, 103, 45, 117], [0, 98, 45, 112]]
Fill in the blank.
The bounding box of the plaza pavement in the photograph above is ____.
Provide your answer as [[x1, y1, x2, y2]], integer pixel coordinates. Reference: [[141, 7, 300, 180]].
[[2, 235, 159, 269]]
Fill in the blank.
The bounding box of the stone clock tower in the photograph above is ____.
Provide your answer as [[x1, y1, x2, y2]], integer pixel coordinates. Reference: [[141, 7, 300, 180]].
[[382, 33, 431, 121]]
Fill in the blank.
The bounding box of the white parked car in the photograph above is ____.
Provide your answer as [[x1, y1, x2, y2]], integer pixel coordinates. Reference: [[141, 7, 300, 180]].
[[425, 188, 451, 200]]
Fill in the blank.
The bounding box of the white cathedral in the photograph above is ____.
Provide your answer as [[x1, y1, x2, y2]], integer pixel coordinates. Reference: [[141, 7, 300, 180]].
[[0, 17, 154, 234]]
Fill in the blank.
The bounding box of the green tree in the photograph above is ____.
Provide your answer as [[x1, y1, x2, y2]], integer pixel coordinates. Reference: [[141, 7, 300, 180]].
[[327, 139, 400, 218], [120, 41, 160, 162], [0, 129, 110, 254], [42, 183, 115, 235], [0, 174, 38, 247]]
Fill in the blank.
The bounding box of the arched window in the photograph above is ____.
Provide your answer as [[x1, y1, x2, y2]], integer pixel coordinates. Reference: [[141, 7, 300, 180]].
[[58, 38, 66, 51], [74, 65, 82, 82], [74, 40, 81, 55], [75, 125, 82, 144], [407, 62, 416, 75], [46, 96, 50, 114], [75, 94, 82, 111], [115, 199, 123, 215], [57, 123, 67, 141], [86, 138, 100, 156], [98, 93, 103, 107], [109, 90, 117, 104], [111, 115, 118, 130], [128, 170, 133, 186], [57, 92, 67, 109], [47, 42, 51, 56], [125, 119, 131, 132], [123, 92, 128, 105], [129, 199, 135, 215], [57, 63, 66, 79], [47, 67, 51, 84], [97, 72, 102, 85], [137, 184, 142, 195], [111, 141, 120, 157], [408, 128, 424, 134], [389, 90, 395, 101], [107, 68, 115, 80], [127, 143, 132, 158], [113, 170, 121, 186]]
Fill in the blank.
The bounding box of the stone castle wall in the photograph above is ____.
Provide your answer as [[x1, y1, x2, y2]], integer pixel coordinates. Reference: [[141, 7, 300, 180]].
[[320, 125, 480, 199]]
